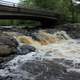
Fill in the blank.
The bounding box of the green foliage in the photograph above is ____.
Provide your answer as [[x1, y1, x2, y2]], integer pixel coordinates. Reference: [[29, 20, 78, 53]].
[[17, 20, 40, 28], [20, 0, 80, 23], [0, 19, 41, 28], [0, 20, 19, 26], [19, 0, 35, 8]]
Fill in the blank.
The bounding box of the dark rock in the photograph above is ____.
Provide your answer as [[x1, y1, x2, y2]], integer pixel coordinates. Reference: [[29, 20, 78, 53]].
[[0, 33, 18, 47], [56, 23, 80, 39], [0, 76, 25, 80], [0, 60, 80, 80], [52, 59, 74, 67], [63, 71, 80, 80], [20, 61, 66, 80], [0, 33, 18, 56], [17, 45, 36, 55], [0, 54, 17, 69]]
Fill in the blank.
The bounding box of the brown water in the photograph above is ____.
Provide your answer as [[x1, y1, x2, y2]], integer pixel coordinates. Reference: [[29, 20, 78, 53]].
[[0, 30, 80, 79]]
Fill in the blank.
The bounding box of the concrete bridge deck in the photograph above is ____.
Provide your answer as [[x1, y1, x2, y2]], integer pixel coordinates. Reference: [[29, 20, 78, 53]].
[[0, 0, 64, 26]]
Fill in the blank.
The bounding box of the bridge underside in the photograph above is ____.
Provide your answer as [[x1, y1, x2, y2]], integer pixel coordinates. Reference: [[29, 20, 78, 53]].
[[0, 13, 56, 20], [0, 13, 57, 27], [0, 5, 61, 27]]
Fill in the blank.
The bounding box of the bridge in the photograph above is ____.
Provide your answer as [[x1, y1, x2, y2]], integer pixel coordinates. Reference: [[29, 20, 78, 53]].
[[0, 0, 64, 26]]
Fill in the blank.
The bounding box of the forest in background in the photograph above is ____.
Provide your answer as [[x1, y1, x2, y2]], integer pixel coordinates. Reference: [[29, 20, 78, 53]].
[[0, 0, 80, 27]]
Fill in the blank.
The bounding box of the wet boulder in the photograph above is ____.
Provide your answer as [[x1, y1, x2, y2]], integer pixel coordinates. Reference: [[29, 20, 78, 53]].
[[56, 23, 80, 39], [17, 45, 36, 55], [0, 61, 67, 80], [0, 33, 18, 56], [20, 61, 67, 80]]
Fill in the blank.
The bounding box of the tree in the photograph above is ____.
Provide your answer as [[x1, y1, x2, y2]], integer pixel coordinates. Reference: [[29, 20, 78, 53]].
[[19, 0, 80, 23], [19, 0, 35, 8]]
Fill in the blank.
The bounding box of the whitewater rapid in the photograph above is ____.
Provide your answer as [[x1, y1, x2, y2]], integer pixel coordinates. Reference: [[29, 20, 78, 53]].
[[0, 31, 80, 79]]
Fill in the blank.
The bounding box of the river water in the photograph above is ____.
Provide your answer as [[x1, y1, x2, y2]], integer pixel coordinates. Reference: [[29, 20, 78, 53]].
[[0, 30, 80, 80]]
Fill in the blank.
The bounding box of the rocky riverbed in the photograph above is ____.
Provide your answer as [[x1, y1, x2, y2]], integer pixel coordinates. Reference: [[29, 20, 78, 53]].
[[0, 24, 80, 80]]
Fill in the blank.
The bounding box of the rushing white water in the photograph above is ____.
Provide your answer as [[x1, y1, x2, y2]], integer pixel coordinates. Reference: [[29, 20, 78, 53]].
[[0, 31, 80, 78]]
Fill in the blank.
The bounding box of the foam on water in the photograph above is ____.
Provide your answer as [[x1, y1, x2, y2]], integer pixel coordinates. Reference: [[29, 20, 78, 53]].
[[0, 31, 80, 78]]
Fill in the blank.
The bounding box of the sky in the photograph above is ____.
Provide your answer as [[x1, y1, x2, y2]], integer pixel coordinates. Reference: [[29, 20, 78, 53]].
[[4, 0, 80, 4], [4, 0, 19, 3], [72, 0, 80, 5]]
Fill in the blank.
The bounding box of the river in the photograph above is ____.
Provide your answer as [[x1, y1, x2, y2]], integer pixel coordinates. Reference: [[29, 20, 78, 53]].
[[0, 28, 80, 80]]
